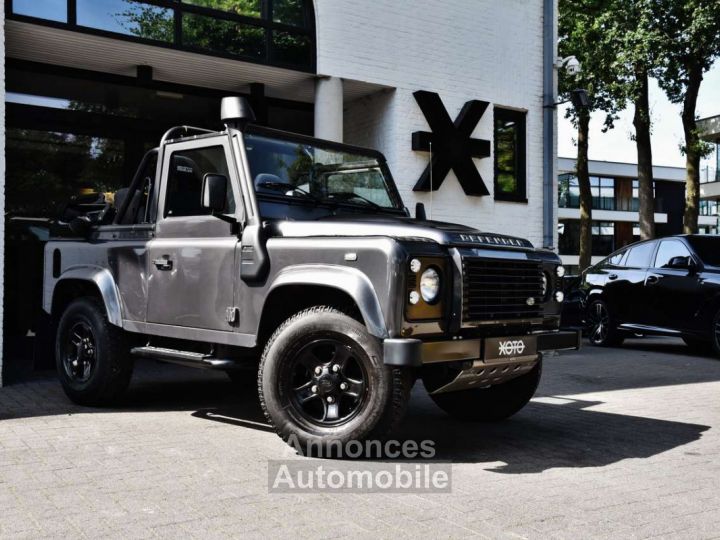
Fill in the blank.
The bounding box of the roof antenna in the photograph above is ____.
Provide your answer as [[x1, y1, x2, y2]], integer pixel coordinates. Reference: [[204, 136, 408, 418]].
[[220, 96, 256, 130], [429, 141, 433, 221]]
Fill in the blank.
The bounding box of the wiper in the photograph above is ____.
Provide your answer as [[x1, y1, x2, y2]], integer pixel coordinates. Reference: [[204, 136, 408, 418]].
[[256, 180, 319, 201], [327, 192, 383, 210]]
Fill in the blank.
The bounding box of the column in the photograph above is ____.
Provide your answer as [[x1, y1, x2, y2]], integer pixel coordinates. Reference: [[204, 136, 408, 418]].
[[314, 77, 343, 142]]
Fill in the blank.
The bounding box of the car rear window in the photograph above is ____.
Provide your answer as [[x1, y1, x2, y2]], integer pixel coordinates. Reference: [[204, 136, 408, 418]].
[[687, 236, 720, 266], [624, 242, 656, 268]]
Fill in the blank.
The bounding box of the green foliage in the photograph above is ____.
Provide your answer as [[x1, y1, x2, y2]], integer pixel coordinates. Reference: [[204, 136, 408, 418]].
[[558, 0, 626, 128], [651, 0, 720, 103]]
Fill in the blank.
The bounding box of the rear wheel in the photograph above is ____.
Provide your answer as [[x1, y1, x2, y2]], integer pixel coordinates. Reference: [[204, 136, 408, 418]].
[[425, 359, 542, 422], [586, 299, 625, 347], [683, 336, 712, 355], [258, 306, 413, 455], [710, 309, 720, 358], [55, 297, 133, 405]]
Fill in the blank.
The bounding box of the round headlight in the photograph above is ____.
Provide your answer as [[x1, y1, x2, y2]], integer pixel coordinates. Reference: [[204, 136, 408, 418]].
[[420, 267, 441, 303], [409, 291, 420, 305], [542, 273, 548, 297], [556, 265, 566, 278], [555, 291, 565, 303], [410, 258, 422, 273]]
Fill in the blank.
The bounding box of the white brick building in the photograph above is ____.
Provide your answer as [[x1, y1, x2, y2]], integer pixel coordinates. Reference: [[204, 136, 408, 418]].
[[0, 0, 557, 381]]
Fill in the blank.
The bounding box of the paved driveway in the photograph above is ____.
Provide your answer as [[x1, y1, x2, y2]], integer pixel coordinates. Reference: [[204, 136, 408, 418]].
[[2, 337, 720, 539]]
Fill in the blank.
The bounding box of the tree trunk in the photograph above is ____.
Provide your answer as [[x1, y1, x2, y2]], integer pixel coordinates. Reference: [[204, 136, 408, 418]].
[[577, 109, 593, 272], [682, 64, 703, 234], [633, 69, 655, 240]]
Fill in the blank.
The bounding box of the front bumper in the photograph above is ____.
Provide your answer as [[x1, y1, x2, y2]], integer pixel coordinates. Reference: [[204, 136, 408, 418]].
[[383, 330, 581, 367]]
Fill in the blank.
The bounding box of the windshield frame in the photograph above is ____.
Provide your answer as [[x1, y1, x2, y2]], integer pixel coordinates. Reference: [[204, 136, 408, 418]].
[[242, 125, 407, 214]]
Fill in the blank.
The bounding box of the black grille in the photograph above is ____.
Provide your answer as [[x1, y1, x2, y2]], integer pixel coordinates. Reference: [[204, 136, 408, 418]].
[[462, 258, 544, 321]]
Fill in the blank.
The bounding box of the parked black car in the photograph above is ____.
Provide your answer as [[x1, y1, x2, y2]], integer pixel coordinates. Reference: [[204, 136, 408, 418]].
[[579, 235, 720, 354]]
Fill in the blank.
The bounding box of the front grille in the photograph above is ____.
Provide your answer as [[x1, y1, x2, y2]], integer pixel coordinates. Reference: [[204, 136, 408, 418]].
[[462, 258, 544, 322]]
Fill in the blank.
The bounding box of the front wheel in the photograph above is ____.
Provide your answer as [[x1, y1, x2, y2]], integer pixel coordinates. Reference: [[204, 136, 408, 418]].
[[258, 306, 413, 455], [55, 297, 133, 405], [586, 299, 625, 347], [424, 358, 542, 422]]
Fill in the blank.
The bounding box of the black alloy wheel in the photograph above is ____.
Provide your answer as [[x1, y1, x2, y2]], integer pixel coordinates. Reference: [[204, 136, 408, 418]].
[[587, 301, 610, 345], [285, 338, 368, 426], [586, 299, 624, 347], [61, 321, 97, 383]]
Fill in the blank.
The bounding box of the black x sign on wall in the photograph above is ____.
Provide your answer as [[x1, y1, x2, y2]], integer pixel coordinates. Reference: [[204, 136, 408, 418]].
[[411, 91, 491, 196]]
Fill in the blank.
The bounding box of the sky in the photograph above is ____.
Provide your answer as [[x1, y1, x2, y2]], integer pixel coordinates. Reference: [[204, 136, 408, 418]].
[[558, 63, 720, 171]]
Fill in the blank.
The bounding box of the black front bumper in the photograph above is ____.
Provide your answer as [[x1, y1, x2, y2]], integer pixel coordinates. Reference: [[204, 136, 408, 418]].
[[383, 330, 581, 367]]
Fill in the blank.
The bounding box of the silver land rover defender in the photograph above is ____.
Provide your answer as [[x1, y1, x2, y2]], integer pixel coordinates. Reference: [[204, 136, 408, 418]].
[[44, 97, 579, 450]]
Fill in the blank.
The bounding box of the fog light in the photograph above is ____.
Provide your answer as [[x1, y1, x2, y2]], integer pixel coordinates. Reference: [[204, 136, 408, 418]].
[[409, 291, 420, 304], [555, 291, 565, 303], [556, 265, 566, 278], [410, 258, 422, 273]]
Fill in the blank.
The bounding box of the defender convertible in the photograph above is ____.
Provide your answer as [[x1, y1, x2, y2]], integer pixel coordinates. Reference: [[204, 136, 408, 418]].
[[44, 97, 579, 450]]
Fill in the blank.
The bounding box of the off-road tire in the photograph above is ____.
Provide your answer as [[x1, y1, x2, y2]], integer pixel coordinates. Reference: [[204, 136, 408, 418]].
[[586, 299, 625, 347], [55, 297, 133, 406], [258, 306, 413, 455], [425, 358, 542, 422]]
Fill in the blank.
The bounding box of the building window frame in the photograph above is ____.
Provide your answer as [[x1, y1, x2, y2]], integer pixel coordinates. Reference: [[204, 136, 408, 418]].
[[493, 107, 527, 203], [6, 0, 317, 73]]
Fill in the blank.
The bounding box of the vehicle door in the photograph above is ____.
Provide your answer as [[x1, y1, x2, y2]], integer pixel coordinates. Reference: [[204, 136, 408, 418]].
[[146, 137, 242, 332], [608, 241, 656, 325], [645, 239, 701, 331]]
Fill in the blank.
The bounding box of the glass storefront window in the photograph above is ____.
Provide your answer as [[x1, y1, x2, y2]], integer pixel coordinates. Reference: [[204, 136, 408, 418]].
[[700, 200, 718, 216], [11, 0, 315, 70], [12, 0, 67, 22], [77, 0, 174, 42], [273, 0, 306, 27], [182, 13, 265, 58], [271, 31, 312, 66], [182, 0, 262, 19], [6, 128, 125, 218]]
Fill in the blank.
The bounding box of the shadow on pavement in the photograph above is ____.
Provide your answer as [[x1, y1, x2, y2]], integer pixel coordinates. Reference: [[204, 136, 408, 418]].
[[395, 386, 709, 474], [0, 349, 712, 474]]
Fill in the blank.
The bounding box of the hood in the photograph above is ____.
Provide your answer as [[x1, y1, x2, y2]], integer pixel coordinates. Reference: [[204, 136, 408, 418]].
[[266, 214, 534, 249]]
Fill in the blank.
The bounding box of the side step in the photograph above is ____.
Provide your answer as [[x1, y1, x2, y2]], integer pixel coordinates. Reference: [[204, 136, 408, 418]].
[[130, 346, 237, 369]]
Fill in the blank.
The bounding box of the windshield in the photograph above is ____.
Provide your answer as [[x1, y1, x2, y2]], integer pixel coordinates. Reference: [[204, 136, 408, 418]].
[[687, 236, 720, 266], [244, 133, 402, 214]]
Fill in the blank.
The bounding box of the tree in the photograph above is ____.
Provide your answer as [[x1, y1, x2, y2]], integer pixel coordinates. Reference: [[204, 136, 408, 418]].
[[559, 0, 623, 271], [651, 0, 720, 234], [605, 0, 661, 241]]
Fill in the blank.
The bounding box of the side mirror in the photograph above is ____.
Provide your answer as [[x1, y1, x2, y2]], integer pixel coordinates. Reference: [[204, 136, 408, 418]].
[[415, 202, 427, 221], [667, 256, 694, 270], [201, 173, 227, 213]]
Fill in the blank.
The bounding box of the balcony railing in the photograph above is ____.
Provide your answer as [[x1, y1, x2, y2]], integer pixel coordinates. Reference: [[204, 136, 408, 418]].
[[559, 197, 665, 213], [8, 0, 316, 72]]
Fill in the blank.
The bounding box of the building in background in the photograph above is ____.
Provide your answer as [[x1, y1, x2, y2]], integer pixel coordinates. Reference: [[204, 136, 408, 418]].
[[0, 0, 559, 382], [699, 115, 720, 210], [558, 157, 719, 273]]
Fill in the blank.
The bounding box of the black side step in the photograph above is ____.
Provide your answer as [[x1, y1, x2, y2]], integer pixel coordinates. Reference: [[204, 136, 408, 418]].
[[130, 346, 237, 369]]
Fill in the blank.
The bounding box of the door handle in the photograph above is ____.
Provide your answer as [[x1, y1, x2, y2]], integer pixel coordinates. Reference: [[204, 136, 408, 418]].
[[153, 257, 173, 271], [646, 274, 659, 285], [608, 273, 618, 280]]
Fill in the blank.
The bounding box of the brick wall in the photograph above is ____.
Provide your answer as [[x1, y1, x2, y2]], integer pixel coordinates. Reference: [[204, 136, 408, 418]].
[[314, 0, 552, 248]]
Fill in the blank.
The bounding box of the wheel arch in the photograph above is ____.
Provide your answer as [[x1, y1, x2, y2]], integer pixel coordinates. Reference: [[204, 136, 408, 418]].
[[260, 265, 387, 341], [46, 267, 123, 327]]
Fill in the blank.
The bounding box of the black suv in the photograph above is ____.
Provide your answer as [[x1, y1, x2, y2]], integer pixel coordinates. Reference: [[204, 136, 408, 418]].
[[581, 234, 720, 354]]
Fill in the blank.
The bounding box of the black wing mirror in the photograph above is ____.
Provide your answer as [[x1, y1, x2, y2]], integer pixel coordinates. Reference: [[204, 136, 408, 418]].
[[201, 173, 227, 213], [667, 255, 695, 271]]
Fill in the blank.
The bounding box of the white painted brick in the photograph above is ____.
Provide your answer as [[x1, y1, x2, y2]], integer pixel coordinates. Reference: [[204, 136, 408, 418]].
[[315, 0, 551, 248]]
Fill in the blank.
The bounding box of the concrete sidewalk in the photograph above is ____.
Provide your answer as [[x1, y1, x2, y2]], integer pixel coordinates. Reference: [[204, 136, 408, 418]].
[[2, 337, 720, 539]]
